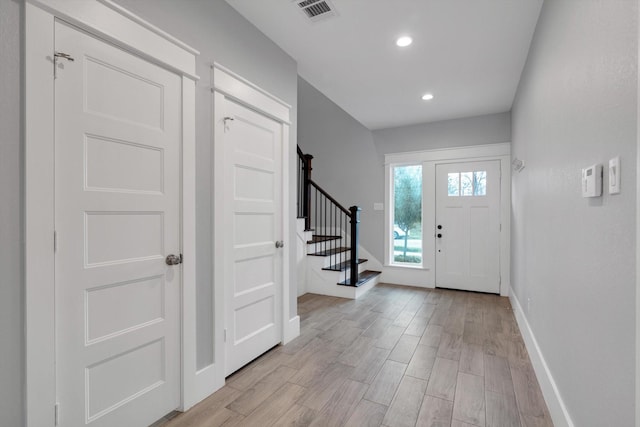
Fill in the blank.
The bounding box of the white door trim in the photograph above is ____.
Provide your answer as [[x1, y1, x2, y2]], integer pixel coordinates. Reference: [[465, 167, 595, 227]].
[[383, 143, 511, 295], [25, 2, 199, 425], [211, 64, 296, 393]]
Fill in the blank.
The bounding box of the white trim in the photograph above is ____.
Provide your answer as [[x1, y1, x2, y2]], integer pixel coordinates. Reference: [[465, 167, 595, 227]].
[[284, 316, 301, 344], [27, 0, 199, 81], [384, 142, 511, 165], [510, 288, 575, 427], [636, 5, 640, 421], [383, 143, 511, 295], [212, 64, 291, 125], [180, 77, 198, 411], [96, 0, 200, 55], [25, 2, 198, 424], [25, 5, 56, 426], [211, 66, 296, 393]]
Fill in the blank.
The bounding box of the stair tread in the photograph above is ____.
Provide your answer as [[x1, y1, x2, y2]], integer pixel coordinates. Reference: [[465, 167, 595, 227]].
[[338, 270, 382, 287], [307, 235, 342, 244], [308, 246, 350, 257], [322, 258, 367, 272]]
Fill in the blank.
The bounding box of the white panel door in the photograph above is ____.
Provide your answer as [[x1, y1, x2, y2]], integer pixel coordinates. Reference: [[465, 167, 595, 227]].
[[435, 161, 501, 293], [55, 22, 181, 427], [222, 98, 283, 376]]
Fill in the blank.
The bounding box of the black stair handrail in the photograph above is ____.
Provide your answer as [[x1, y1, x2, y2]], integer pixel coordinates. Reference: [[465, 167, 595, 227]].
[[297, 146, 360, 286], [309, 180, 351, 216]]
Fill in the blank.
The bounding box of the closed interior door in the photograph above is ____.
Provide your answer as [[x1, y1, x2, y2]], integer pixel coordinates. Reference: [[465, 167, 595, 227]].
[[55, 22, 181, 426], [435, 160, 501, 293], [222, 98, 283, 376]]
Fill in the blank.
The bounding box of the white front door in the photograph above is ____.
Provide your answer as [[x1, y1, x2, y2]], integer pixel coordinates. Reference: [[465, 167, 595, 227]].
[[55, 22, 181, 426], [435, 160, 501, 293], [222, 98, 283, 376]]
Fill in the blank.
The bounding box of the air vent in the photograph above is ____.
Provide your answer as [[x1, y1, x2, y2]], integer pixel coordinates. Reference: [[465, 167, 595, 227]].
[[294, 0, 338, 22]]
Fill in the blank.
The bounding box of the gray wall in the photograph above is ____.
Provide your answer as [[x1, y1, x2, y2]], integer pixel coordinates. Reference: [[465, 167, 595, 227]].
[[298, 75, 511, 263], [298, 77, 384, 261], [113, 0, 298, 370], [372, 112, 511, 156], [0, 0, 24, 425], [511, 1, 637, 426]]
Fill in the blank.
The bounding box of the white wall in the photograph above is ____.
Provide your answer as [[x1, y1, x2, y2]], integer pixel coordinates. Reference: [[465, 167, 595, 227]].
[[511, 1, 637, 426], [0, 0, 24, 425], [112, 0, 298, 371]]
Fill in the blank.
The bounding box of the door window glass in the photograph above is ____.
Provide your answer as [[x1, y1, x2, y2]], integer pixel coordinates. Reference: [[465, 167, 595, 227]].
[[447, 171, 487, 197]]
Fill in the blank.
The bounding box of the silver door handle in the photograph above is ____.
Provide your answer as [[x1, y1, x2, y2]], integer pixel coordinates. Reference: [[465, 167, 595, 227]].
[[275, 241, 284, 249], [166, 254, 182, 265]]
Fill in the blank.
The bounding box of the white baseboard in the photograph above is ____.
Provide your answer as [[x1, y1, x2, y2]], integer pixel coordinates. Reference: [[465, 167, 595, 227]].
[[509, 288, 574, 427], [283, 315, 300, 344]]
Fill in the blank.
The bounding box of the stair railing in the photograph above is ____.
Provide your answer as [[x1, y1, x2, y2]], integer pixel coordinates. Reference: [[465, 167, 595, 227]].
[[297, 147, 360, 285]]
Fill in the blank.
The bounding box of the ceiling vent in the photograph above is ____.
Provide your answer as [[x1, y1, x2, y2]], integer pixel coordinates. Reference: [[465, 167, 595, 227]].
[[294, 0, 338, 22]]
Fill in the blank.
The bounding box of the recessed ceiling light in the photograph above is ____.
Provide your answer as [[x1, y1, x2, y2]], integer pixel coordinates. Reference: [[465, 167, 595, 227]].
[[396, 36, 413, 47], [422, 93, 434, 101]]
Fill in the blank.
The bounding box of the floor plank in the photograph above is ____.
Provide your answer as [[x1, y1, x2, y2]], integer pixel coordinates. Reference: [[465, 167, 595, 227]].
[[388, 334, 420, 364], [486, 390, 521, 427], [225, 365, 297, 415], [364, 359, 407, 405], [485, 354, 515, 396], [382, 375, 428, 427], [452, 372, 485, 427], [344, 399, 387, 427], [240, 382, 306, 426], [405, 344, 438, 380], [416, 395, 454, 426], [274, 404, 318, 426], [309, 379, 368, 427], [426, 357, 459, 401]]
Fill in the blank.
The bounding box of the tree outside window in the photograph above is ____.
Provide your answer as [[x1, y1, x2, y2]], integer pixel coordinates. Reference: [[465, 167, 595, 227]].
[[393, 165, 422, 264]]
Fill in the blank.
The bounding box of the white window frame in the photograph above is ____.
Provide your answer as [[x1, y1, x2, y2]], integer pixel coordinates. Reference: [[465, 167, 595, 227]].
[[25, 1, 200, 425], [388, 163, 425, 269], [383, 143, 511, 294]]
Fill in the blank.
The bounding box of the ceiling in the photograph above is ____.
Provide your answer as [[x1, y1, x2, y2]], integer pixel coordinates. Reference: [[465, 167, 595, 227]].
[[226, 0, 543, 130]]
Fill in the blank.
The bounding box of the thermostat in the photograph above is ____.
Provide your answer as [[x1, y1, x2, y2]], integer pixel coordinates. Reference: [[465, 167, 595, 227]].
[[582, 164, 602, 197]]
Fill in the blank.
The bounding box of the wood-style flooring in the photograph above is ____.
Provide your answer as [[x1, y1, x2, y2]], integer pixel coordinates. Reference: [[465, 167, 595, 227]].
[[153, 283, 553, 427]]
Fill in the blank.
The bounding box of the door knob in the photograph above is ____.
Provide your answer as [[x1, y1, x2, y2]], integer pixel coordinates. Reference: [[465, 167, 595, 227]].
[[275, 240, 284, 248], [437, 225, 443, 230], [166, 254, 182, 265], [437, 234, 442, 238]]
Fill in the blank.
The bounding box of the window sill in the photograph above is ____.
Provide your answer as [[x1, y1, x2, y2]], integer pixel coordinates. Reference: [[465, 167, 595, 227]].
[[384, 263, 430, 271]]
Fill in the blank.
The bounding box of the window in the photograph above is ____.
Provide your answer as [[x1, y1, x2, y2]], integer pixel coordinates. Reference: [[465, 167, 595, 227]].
[[447, 171, 486, 196], [392, 165, 422, 265]]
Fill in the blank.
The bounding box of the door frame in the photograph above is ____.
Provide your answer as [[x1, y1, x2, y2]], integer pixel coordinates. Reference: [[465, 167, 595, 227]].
[[211, 63, 296, 386], [25, 1, 199, 425], [383, 143, 511, 295]]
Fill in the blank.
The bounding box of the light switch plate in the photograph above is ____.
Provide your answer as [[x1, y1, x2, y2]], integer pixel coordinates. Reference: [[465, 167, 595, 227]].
[[609, 156, 620, 194], [373, 203, 384, 211]]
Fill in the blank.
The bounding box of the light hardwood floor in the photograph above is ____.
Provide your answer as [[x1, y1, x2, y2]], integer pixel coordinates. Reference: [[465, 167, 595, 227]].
[[153, 284, 553, 427]]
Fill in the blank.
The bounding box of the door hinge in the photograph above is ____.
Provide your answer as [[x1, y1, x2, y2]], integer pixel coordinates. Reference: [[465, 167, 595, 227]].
[[499, 275, 502, 285], [54, 231, 57, 252], [54, 403, 59, 426], [224, 328, 227, 343], [500, 223, 502, 232]]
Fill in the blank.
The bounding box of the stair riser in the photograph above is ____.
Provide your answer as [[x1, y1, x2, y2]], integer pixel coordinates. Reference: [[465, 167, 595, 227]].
[[318, 264, 368, 283], [306, 253, 366, 272]]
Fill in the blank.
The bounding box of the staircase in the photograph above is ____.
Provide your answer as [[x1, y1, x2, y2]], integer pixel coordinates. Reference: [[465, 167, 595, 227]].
[[297, 147, 381, 299]]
